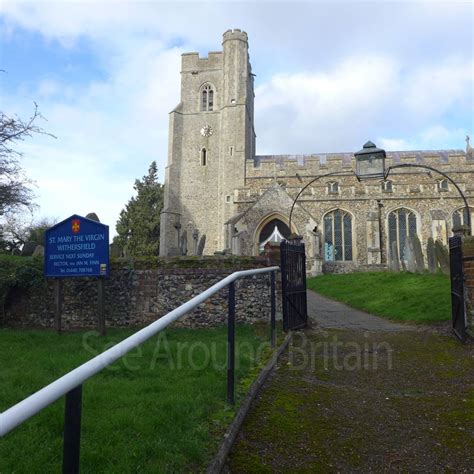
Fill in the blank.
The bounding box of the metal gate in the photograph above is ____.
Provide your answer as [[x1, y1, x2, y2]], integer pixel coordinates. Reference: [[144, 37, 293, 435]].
[[449, 235, 467, 341], [280, 239, 308, 331]]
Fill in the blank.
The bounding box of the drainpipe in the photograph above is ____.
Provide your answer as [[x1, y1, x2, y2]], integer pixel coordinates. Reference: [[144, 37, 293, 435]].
[[377, 200, 384, 264]]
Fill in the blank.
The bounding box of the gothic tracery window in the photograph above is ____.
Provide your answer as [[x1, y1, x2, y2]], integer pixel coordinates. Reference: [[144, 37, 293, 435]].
[[388, 208, 418, 261], [201, 84, 214, 111], [323, 209, 353, 261], [328, 182, 339, 194]]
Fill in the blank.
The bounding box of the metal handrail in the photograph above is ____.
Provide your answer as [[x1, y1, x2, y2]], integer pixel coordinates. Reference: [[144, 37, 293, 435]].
[[0, 266, 279, 438]]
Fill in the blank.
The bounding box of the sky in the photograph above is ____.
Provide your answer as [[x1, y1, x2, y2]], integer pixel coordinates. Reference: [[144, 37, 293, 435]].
[[0, 0, 473, 235]]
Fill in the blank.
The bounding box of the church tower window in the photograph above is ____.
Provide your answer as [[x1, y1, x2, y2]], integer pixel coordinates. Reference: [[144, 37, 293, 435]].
[[323, 209, 353, 261], [382, 180, 393, 192], [200, 148, 207, 166], [328, 182, 339, 194], [201, 84, 214, 112]]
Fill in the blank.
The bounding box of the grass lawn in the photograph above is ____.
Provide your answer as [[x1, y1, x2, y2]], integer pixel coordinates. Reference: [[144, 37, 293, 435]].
[[307, 271, 451, 323], [0, 324, 272, 472]]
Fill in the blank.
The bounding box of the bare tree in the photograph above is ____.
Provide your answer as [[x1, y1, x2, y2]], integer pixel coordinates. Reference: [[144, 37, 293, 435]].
[[0, 213, 58, 252], [0, 102, 56, 215]]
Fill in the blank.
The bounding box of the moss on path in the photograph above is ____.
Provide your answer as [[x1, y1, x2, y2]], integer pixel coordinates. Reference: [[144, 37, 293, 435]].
[[228, 329, 474, 472]]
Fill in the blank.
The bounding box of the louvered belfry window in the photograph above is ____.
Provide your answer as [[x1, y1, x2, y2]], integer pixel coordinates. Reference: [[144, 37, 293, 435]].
[[201, 84, 214, 111], [324, 209, 353, 261]]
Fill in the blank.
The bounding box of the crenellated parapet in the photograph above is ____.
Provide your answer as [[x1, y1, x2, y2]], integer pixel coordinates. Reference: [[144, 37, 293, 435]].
[[181, 51, 223, 71], [222, 28, 249, 44], [248, 150, 473, 178]]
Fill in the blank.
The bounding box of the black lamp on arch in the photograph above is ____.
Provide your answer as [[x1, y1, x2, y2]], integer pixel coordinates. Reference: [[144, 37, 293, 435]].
[[354, 140, 386, 179]]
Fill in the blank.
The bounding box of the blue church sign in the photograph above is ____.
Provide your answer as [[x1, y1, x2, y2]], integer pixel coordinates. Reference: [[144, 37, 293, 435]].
[[45, 214, 109, 278]]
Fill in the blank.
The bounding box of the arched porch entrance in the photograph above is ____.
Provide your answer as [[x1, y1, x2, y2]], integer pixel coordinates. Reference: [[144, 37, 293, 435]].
[[254, 214, 293, 254]]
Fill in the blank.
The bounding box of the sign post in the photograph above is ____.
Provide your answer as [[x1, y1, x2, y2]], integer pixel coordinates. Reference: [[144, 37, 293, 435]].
[[54, 279, 63, 334], [45, 215, 110, 335]]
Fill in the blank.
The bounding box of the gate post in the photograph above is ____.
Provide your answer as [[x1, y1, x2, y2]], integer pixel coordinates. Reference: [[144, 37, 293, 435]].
[[462, 236, 474, 337], [449, 236, 466, 341]]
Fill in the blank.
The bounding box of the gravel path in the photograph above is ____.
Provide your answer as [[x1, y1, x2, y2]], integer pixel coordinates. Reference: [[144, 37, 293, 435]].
[[307, 289, 414, 332]]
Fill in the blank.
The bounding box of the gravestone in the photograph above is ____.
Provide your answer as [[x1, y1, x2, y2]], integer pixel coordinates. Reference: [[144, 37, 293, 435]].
[[403, 239, 416, 272], [390, 241, 400, 272], [32, 245, 44, 257], [197, 234, 206, 256], [21, 241, 38, 256], [192, 229, 199, 255], [110, 242, 122, 258], [426, 238, 437, 273], [180, 230, 188, 256], [411, 235, 425, 272], [168, 247, 181, 257], [435, 240, 450, 274], [86, 212, 100, 222]]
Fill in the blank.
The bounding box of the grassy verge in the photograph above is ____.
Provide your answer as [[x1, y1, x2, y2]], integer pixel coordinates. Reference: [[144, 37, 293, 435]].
[[307, 271, 451, 323], [0, 325, 273, 472]]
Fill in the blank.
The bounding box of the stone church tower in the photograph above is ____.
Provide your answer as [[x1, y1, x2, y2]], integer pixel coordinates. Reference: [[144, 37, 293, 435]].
[[161, 30, 473, 275], [160, 29, 255, 255]]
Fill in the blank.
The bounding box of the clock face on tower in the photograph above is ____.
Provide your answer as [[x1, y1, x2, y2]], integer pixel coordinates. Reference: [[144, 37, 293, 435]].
[[200, 125, 213, 137]]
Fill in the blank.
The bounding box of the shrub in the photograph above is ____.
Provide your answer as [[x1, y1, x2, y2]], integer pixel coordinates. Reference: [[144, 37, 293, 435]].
[[0, 255, 44, 312]]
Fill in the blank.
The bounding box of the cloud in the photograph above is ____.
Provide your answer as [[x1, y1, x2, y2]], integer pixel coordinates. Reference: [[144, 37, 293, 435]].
[[402, 58, 473, 121], [3, 35, 183, 232], [1, 0, 472, 235], [379, 125, 469, 152], [255, 54, 473, 154]]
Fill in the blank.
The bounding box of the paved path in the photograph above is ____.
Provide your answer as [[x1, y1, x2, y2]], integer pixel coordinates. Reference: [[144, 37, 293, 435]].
[[307, 289, 413, 331]]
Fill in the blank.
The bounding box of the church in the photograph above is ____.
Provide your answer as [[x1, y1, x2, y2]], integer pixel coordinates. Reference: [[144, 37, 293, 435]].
[[159, 29, 473, 274]]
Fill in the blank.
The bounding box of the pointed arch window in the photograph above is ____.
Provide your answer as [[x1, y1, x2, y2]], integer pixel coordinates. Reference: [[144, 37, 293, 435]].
[[323, 209, 353, 261], [201, 84, 214, 112], [382, 180, 393, 192], [200, 148, 207, 166], [388, 208, 418, 261], [438, 179, 449, 192]]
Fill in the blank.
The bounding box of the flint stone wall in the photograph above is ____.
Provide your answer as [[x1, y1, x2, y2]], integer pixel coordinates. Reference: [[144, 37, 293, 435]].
[[2, 257, 281, 330]]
